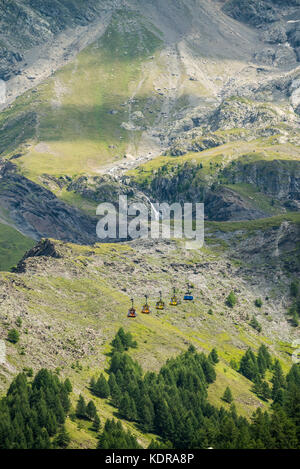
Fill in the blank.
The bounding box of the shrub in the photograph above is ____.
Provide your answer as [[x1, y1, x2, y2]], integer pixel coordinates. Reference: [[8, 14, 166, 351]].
[[16, 317, 22, 327], [7, 328, 20, 344], [250, 316, 262, 333], [226, 291, 237, 308]]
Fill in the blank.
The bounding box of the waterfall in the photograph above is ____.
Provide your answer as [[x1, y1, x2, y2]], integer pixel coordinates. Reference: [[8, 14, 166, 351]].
[[143, 194, 160, 221]]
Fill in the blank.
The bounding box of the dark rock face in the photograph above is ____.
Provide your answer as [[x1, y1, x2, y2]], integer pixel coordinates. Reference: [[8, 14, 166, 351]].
[[224, 219, 300, 273], [0, 162, 97, 244], [14, 239, 61, 273], [204, 186, 267, 221], [223, 0, 279, 27], [223, 160, 300, 201], [134, 156, 300, 222], [224, 0, 300, 27], [137, 163, 269, 221], [67, 175, 135, 204], [0, 49, 22, 81]]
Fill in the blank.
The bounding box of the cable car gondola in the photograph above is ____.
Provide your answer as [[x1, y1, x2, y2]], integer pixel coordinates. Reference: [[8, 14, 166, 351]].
[[170, 287, 178, 306], [156, 291, 165, 310], [141, 295, 151, 314], [127, 298, 137, 318], [184, 283, 194, 301]]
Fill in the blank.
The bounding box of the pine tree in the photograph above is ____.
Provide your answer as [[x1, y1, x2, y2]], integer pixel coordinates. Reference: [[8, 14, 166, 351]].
[[64, 378, 72, 393], [202, 359, 216, 383], [46, 411, 57, 436], [270, 408, 298, 449], [239, 348, 259, 382], [86, 401, 97, 421], [89, 376, 96, 392], [92, 414, 101, 432], [60, 387, 71, 413], [97, 419, 141, 449], [94, 374, 110, 398], [7, 328, 20, 344], [119, 392, 131, 420], [250, 316, 262, 333], [111, 335, 124, 353], [76, 395, 87, 419], [209, 348, 219, 364], [222, 387, 233, 404], [261, 381, 271, 402], [108, 374, 122, 406], [140, 400, 154, 432], [226, 291, 237, 308], [271, 360, 285, 401], [54, 426, 70, 448], [257, 345, 271, 376]]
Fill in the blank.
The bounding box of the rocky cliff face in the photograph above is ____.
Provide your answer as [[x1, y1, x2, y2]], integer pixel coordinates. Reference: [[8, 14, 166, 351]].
[[0, 162, 97, 243], [224, 160, 300, 204], [208, 216, 300, 274]]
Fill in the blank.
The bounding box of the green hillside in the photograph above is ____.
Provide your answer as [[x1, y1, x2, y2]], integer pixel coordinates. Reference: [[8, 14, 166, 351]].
[[1, 235, 298, 447], [0, 223, 35, 271]]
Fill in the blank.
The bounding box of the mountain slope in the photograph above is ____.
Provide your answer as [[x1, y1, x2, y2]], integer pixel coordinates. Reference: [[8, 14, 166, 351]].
[[0, 1, 300, 450], [0, 1, 299, 242], [0, 237, 296, 425]]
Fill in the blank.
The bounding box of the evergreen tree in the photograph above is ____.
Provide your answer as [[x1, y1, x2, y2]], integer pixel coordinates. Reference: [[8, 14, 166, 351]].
[[7, 328, 20, 344], [111, 335, 124, 353], [209, 348, 219, 364], [0, 369, 70, 449], [202, 359, 216, 383], [257, 345, 272, 374], [86, 401, 98, 421], [249, 316, 262, 333], [271, 360, 285, 402], [76, 395, 87, 419], [261, 381, 271, 402], [252, 376, 271, 402], [64, 378, 72, 393], [94, 374, 110, 398], [97, 419, 141, 449], [89, 376, 96, 392], [119, 392, 137, 421], [54, 426, 71, 448], [226, 291, 237, 308], [222, 387, 233, 404], [92, 414, 101, 432], [239, 348, 259, 382], [108, 373, 122, 406], [270, 408, 298, 449]]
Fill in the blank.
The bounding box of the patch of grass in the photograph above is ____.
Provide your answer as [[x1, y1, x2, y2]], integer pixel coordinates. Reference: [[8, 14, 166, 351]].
[[128, 138, 300, 188], [0, 223, 35, 271], [224, 183, 284, 215], [58, 189, 98, 216], [206, 212, 300, 234], [208, 362, 267, 418]]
